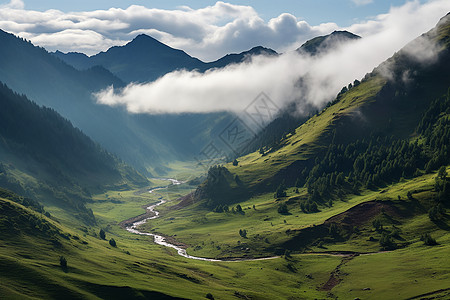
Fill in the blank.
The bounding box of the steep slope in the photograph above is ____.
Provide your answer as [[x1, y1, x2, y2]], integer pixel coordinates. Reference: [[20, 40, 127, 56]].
[[0, 82, 148, 223], [197, 13, 450, 206], [297, 30, 361, 55]]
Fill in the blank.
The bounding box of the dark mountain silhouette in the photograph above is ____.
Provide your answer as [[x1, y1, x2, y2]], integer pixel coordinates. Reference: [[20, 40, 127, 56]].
[[0, 82, 147, 223], [87, 34, 205, 83], [53, 35, 278, 83], [205, 46, 278, 69], [52, 50, 91, 70]]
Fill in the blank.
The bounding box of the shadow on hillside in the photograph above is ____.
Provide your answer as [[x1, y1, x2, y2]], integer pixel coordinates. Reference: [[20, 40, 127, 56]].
[[432, 214, 450, 231]]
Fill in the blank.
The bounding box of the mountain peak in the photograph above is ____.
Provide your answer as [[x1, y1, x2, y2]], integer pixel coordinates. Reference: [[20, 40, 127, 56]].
[[127, 33, 170, 49], [132, 33, 157, 42], [297, 30, 361, 55], [206, 46, 278, 69], [330, 30, 359, 37], [246, 46, 278, 56]]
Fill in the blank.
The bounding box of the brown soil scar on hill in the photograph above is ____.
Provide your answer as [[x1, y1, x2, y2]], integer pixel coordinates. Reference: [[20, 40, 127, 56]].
[[325, 200, 400, 228], [319, 254, 357, 291]]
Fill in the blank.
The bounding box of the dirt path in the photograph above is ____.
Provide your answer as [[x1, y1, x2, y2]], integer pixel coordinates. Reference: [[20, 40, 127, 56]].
[[406, 287, 450, 299], [319, 254, 357, 291]]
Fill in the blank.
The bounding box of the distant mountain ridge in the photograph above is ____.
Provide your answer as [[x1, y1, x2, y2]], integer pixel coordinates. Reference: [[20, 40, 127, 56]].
[[52, 34, 279, 83], [52, 50, 91, 70], [205, 46, 278, 69], [52, 31, 362, 84]]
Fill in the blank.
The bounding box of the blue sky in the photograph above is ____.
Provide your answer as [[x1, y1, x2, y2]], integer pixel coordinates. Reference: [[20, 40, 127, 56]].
[[8, 0, 410, 26]]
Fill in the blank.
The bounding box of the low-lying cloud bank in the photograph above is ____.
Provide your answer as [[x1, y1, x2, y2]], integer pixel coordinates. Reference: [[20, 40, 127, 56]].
[[95, 0, 450, 116]]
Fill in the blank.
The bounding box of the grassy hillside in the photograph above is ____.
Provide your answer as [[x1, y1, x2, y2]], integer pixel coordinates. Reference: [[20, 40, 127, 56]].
[[0, 186, 345, 300], [0, 191, 184, 299], [143, 165, 449, 255], [196, 12, 450, 204], [60, 165, 447, 299]]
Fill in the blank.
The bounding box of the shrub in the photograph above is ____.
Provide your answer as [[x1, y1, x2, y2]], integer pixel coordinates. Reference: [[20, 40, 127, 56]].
[[372, 218, 383, 231], [278, 203, 289, 214], [274, 184, 287, 198], [239, 229, 247, 238], [379, 233, 396, 250], [329, 223, 339, 236], [109, 238, 117, 247], [421, 233, 438, 246], [59, 256, 67, 268]]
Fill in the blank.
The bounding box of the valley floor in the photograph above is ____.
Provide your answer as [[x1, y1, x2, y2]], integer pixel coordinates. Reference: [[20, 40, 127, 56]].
[[1, 168, 449, 299]]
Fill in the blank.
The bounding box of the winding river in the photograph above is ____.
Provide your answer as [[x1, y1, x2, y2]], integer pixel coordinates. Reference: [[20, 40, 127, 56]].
[[125, 178, 278, 262]]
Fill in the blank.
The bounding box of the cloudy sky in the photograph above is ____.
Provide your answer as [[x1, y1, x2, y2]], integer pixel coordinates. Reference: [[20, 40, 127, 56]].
[[94, 0, 449, 116], [1, 0, 449, 117], [0, 0, 409, 25], [0, 0, 436, 61]]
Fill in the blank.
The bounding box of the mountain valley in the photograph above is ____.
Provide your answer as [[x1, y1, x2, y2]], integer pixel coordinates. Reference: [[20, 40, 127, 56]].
[[0, 7, 449, 300]]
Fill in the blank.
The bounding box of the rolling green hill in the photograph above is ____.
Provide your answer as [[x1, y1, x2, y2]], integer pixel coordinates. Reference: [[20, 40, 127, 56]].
[[0, 189, 190, 299]]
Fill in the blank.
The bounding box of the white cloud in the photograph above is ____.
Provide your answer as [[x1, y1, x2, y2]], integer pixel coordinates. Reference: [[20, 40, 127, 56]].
[[95, 54, 306, 115], [95, 0, 450, 117], [19, 29, 127, 55], [0, 0, 448, 119], [0, 1, 447, 62], [0, 1, 337, 60]]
